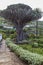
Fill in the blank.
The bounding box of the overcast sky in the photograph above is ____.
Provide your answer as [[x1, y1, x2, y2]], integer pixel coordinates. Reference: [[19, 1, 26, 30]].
[[0, 0, 43, 20]]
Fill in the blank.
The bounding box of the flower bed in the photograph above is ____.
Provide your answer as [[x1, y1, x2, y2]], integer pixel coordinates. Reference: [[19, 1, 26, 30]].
[[6, 38, 43, 65]]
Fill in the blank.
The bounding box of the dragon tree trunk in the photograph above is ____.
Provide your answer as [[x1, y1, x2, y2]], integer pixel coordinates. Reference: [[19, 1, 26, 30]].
[[15, 22, 26, 42]]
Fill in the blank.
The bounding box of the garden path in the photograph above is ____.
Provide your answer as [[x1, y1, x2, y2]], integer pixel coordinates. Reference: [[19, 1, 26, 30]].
[[0, 40, 26, 65]]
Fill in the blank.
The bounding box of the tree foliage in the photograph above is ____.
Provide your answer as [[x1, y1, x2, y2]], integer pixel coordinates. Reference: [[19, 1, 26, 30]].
[[0, 4, 42, 26], [0, 4, 42, 42]]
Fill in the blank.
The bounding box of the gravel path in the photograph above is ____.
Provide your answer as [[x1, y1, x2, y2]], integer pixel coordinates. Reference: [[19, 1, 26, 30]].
[[0, 40, 27, 65]]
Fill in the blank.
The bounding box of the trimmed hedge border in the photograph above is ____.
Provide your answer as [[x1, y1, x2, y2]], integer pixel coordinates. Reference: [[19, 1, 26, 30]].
[[6, 38, 43, 65]]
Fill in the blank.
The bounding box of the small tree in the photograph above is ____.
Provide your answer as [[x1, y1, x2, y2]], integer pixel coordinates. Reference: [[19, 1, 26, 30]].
[[0, 4, 42, 42]]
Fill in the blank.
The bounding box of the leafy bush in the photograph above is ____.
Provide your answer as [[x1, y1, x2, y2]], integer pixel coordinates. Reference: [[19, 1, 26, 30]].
[[32, 38, 43, 44], [0, 29, 17, 39], [29, 34, 36, 39], [9, 34, 14, 39], [6, 38, 43, 65], [30, 38, 43, 48], [38, 39, 43, 44], [1, 32, 7, 39], [32, 42, 39, 48], [38, 44, 43, 48]]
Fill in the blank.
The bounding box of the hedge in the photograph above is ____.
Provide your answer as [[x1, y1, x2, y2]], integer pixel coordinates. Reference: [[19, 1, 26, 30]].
[[6, 38, 43, 65]]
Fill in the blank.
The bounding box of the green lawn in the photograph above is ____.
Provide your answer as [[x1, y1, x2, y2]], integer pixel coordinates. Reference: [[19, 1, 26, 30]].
[[19, 44, 43, 55]]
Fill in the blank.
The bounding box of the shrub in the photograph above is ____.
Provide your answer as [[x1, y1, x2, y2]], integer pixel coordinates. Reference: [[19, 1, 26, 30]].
[[29, 34, 36, 39], [2, 33, 7, 39], [38, 39, 43, 44], [6, 38, 43, 65], [9, 34, 14, 39], [32, 38, 43, 44], [32, 42, 39, 48], [38, 44, 43, 48], [9, 31, 17, 39]]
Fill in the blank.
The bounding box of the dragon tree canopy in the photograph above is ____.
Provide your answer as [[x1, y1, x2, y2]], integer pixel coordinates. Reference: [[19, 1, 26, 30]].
[[0, 4, 42, 23], [0, 3, 42, 42]]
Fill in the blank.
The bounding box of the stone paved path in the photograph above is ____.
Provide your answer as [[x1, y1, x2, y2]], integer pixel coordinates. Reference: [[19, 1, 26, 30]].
[[0, 40, 27, 65]]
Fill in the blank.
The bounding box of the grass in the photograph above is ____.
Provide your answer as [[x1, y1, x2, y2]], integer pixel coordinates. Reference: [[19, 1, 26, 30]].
[[19, 44, 43, 55]]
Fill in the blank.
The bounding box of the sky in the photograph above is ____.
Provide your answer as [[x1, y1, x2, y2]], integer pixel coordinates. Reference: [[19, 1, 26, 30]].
[[0, 0, 43, 20]]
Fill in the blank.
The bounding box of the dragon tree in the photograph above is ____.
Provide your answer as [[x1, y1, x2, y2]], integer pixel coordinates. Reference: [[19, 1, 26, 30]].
[[0, 4, 42, 42]]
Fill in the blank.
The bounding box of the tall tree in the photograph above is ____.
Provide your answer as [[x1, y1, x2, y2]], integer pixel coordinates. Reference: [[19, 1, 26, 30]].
[[0, 4, 42, 42]]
